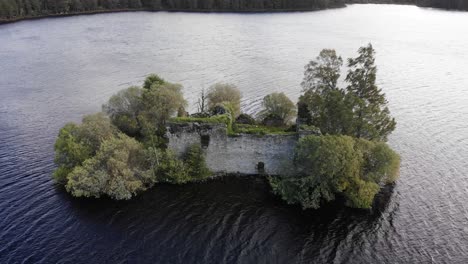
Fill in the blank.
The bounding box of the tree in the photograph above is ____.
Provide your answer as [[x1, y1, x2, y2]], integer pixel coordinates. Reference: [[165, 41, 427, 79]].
[[269, 135, 400, 209], [184, 144, 211, 180], [298, 49, 351, 135], [196, 87, 208, 113], [345, 44, 396, 141], [53, 113, 118, 184], [298, 45, 396, 141], [146, 147, 190, 184], [102, 86, 143, 137], [139, 82, 187, 141], [143, 74, 166, 90], [257, 92, 296, 126], [301, 49, 343, 94], [66, 133, 154, 200], [206, 83, 242, 117]]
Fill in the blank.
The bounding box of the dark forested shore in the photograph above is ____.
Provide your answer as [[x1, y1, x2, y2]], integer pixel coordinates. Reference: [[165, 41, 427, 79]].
[[1, 0, 467, 24], [347, 0, 468, 10], [0, 0, 346, 24]]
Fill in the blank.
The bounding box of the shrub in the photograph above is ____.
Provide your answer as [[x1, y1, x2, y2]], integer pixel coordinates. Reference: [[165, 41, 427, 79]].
[[65, 134, 154, 200], [206, 83, 242, 117], [184, 144, 211, 180], [258, 92, 297, 126], [235, 113, 256, 125], [143, 74, 166, 90], [102, 86, 143, 137], [147, 148, 190, 184], [170, 114, 233, 134], [53, 113, 118, 184], [269, 135, 400, 209]]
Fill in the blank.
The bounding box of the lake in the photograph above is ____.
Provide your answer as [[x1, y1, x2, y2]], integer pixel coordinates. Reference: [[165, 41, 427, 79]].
[[1, 4, 468, 263]]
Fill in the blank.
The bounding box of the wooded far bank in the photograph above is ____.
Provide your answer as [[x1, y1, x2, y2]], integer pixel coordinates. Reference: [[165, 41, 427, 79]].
[[1, 0, 467, 24]]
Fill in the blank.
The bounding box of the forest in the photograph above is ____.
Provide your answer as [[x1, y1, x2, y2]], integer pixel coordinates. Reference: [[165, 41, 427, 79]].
[[2, 0, 467, 23], [0, 0, 345, 22], [347, 0, 468, 10]]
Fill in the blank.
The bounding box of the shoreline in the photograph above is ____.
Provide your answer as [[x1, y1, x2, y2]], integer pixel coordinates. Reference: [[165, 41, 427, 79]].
[[0, 6, 346, 25], [1, 3, 465, 26]]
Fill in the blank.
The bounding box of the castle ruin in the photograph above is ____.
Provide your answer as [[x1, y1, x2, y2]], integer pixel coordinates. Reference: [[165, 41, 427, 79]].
[[166, 121, 313, 175]]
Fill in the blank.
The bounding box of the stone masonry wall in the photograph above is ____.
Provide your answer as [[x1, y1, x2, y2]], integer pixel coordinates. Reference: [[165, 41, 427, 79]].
[[166, 122, 297, 175]]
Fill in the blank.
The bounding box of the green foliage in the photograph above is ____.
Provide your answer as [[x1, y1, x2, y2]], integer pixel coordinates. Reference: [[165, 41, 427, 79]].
[[298, 45, 395, 141], [170, 114, 233, 134], [232, 124, 294, 136], [235, 113, 256, 125], [102, 86, 143, 137], [53, 123, 93, 184], [257, 92, 297, 126], [301, 49, 343, 94], [53, 113, 117, 184], [184, 144, 212, 180], [146, 147, 190, 184], [145, 144, 211, 184], [269, 135, 400, 209], [139, 82, 187, 138], [143, 74, 166, 90], [345, 44, 396, 141], [65, 133, 154, 200], [206, 83, 242, 117], [101, 75, 187, 144]]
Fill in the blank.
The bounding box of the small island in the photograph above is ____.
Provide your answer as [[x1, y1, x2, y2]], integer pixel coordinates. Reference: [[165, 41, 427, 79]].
[[53, 44, 400, 209]]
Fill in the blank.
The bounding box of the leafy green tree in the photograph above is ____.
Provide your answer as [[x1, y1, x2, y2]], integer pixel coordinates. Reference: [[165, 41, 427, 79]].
[[53, 123, 93, 184], [299, 45, 396, 141], [53, 113, 117, 184], [345, 44, 396, 141], [66, 133, 154, 200], [184, 144, 211, 180], [269, 135, 400, 209], [257, 92, 296, 126], [298, 49, 352, 135], [143, 74, 166, 90], [102, 86, 143, 137], [146, 147, 190, 184], [139, 82, 187, 142], [206, 83, 242, 117], [301, 49, 343, 94]]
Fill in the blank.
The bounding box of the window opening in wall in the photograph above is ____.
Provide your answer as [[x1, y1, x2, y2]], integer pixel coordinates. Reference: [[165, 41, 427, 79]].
[[257, 162, 265, 174], [201, 135, 210, 149]]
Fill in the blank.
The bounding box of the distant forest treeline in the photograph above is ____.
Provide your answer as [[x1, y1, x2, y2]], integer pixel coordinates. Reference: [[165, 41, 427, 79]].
[[0, 0, 345, 22], [347, 0, 468, 10], [0, 0, 467, 23]]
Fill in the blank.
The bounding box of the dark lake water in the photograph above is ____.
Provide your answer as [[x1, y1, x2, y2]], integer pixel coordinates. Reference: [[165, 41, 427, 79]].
[[1, 4, 468, 263]]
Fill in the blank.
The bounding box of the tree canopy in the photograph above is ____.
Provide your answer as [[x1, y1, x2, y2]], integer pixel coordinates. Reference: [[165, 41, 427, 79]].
[[345, 44, 396, 141], [54, 74, 210, 200], [272, 44, 400, 210], [269, 135, 400, 209], [53, 113, 117, 184], [66, 133, 153, 200], [0, 0, 347, 21], [257, 92, 296, 126], [206, 83, 242, 117], [298, 44, 396, 141], [102, 75, 186, 145]]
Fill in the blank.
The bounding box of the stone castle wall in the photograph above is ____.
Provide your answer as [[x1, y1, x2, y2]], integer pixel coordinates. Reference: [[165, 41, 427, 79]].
[[166, 122, 298, 175]]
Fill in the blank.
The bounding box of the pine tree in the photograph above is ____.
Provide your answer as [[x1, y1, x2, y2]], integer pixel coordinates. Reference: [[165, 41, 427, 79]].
[[345, 44, 396, 141]]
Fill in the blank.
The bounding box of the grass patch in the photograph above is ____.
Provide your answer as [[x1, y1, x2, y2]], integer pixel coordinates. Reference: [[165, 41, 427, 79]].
[[232, 124, 296, 136], [170, 116, 297, 136], [170, 114, 233, 133]]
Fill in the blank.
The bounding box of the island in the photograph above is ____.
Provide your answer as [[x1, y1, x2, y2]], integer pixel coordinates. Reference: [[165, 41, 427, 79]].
[[53, 44, 400, 209]]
